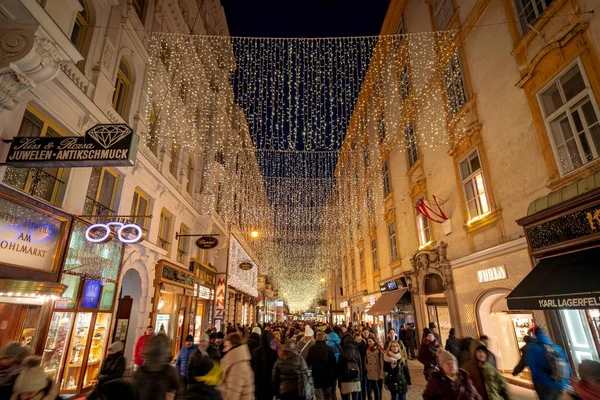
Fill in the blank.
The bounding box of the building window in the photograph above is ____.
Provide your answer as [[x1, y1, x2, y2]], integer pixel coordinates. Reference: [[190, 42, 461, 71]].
[[443, 51, 468, 119], [3, 108, 69, 205], [399, 63, 410, 101], [416, 197, 432, 247], [83, 168, 119, 219], [169, 142, 178, 177], [177, 224, 190, 264], [538, 61, 600, 175], [112, 57, 131, 118], [147, 101, 159, 154], [130, 189, 150, 232], [186, 156, 194, 194], [388, 221, 399, 262], [70, 0, 89, 51], [433, 0, 454, 30], [359, 248, 365, 278], [371, 238, 379, 272], [513, 0, 554, 35], [132, 0, 146, 20], [158, 209, 173, 252], [405, 122, 419, 168], [378, 113, 386, 141], [382, 160, 391, 197], [459, 148, 491, 221]]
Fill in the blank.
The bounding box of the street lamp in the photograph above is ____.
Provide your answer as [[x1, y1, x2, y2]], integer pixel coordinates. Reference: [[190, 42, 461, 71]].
[[320, 276, 325, 283]]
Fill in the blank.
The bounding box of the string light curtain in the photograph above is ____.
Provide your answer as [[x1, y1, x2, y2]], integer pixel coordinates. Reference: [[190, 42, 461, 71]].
[[144, 31, 463, 311]]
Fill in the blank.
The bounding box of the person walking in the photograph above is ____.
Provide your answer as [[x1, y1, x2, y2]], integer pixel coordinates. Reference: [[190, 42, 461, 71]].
[[512, 335, 535, 376], [247, 327, 261, 354], [272, 341, 314, 400], [185, 354, 222, 400], [522, 326, 570, 400], [298, 326, 316, 359], [87, 341, 126, 400], [175, 335, 197, 387], [418, 332, 440, 381], [479, 336, 497, 369], [459, 338, 474, 367], [10, 356, 59, 400], [220, 333, 254, 400], [398, 327, 407, 350], [133, 335, 180, 400], [354, 331, 369, 400], [423, 350, 481, 400], [384, 328, 398, 350], [365, 336, 385, 400], [445, 328, 461, 360], [462, 339, 511, 400], [569, 359, 600, 400], [306, 331, 336, 400], [338, 334, 362, 400], [326, 331, 342, 362], [429, 322, 442, 344], [405, 325, 416, 360], [0, 342, 30, 399], [133, 326, 154, 371], [383, 340, 411, 400], [251, 330, 279, 400]]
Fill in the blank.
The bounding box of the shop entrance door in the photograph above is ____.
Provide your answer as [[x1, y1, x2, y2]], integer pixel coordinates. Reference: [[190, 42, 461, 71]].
[[0, 303, 41, 348]]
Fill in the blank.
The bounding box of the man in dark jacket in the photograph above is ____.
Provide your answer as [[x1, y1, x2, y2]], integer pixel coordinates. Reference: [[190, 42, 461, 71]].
[[176, 335, 197, 386], [306, 331, 337, 400], [252, 330, 279, 400], [512, 335, 535, 376], [273, 341, 314, 400], [248, 327, 262, 353], [405, 325, 416, 360], [338, 334, 362, 400], [354, 331, 369, 400], [87, 341, 126, 400], [445, 328, 461, 360]]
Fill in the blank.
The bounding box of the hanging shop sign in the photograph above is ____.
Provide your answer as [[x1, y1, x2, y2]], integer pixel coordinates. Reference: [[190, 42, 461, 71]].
[[477, 266, 507, 283], [190, 261, 216, 286], [214, 274, 226, 321], [239, 262, 253, 271], [195, 236, 219, 249], [0, 196, 65, 271], [85, 222, 143, 244], [5, 124, 139, 168], [380, 279, 404, 293]]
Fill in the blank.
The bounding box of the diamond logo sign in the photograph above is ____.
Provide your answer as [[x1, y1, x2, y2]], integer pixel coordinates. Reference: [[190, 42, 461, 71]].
[[86, 124, 133, 149]]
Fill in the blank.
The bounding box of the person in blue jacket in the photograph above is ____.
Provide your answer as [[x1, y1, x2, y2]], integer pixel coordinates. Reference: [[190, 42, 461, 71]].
[[327, 331, 342, 362], [175, 335, 197, 387], [524, 326, 570, 400]]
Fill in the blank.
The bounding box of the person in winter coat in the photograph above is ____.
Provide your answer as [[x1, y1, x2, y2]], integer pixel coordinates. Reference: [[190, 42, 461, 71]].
[[87, 341, 126, 400], [185, 352, 222, 400], [479, 336, 497, 369], [251, 330, 279, 400], [512, 335, 535, 376], [306, 331, 337, 400], [383, 340, 411, 400], [405, 325, 416, 360], [462, 340, 511, 400], [198, 333, 221, 361], [220, 333, 254, 400], [326, 331, 342, 362], [0, 342, 30, 399], [176, 335, 198, 386], [354, 331, 369, 400], [365, 336, 385, 400], [445, 328, 461, 360], [569, 359, 600, 400], [272, 341, 314, 400], [384, 328, 398, 350], [523, 326, 570, 400], [429, 322, 442, 344], [133, 326, 154, 371], [398, 327, 407, 350], [10, 357, 59, 400], [338, 334, 363, 400], [459, 337, 474, 367], [423, 350, 481, 400], [298, 326, 316, 359], [133, 334, 180, 400], [247, 327, 261, 354], [418, 332, 440, 381]]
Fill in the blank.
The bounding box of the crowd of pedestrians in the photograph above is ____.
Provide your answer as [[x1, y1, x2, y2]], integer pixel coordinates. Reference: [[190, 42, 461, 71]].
[[0, 321, 599, 400]]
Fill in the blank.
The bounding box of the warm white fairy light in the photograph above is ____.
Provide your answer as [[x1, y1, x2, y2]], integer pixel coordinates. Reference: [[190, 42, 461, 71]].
[[143, 31, 464, 311]]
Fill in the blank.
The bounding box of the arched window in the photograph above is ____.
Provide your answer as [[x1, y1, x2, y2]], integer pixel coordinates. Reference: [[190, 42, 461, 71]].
[[186, 156, 193, 194], [71, 0, 89, 51], [112, 57, 131, 117], [169, 142, 178, 177]]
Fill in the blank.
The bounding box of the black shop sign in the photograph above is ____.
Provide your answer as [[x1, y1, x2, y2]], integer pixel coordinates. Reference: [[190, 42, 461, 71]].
[[6, 124, 138, 168]]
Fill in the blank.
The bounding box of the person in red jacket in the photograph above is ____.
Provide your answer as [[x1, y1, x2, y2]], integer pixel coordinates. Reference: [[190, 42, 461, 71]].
[[134, 326, 154, 370]]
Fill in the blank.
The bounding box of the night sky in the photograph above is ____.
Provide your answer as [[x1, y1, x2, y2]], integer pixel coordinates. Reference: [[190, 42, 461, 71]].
[[221, 0, 391, 38]]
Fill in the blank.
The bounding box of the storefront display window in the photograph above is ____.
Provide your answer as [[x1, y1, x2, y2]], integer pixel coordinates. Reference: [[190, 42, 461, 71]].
[[156, 314, 170, 334], [83, 313, 111, 388], [42, 312, 74, 382], [99, 282, 116, 311], [62, 312, 92, 390]]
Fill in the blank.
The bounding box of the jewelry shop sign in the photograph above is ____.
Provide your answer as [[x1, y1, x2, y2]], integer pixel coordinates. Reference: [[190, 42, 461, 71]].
[[0, 197, 63, 271], [5, 124, 138, 168]]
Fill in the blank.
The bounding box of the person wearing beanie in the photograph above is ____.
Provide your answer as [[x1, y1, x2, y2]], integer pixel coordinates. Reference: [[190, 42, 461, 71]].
[[0, 342, 31, 399], [423, 350, 481, 400], [570, 360, 600, 400], [462, 340, 510, 400], [185, 354, 222, 400], [176, 335, 198, 386], [198, 333, 220, 360], [10, 356, 59, 400], [247, 327, 261, 354], [87, 341, 126, 400], [298, 326, 316, 360]]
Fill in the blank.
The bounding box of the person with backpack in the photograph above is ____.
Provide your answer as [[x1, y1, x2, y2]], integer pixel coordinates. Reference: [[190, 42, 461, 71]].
[[383, 340, 411, 400], [338, 334, 362, 400], [462, 340, 511, 400], [365, 335, 385, 400], [306, 331, 337, 400], [522, 326, 571, 400], [327, 331, 342, 362], [445, 328, 461, 360], [272, 341, 314, 400], [298, 326, 316, 359]]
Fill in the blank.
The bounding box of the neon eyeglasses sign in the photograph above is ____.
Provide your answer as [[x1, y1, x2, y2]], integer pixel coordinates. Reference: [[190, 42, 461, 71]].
[[85, 222, 144, 244]]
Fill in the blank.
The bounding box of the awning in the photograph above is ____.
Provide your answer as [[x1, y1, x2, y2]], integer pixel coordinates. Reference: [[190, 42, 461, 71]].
[[0, 279, 67, 298], [507, 247, 600, 310], [367, 289, 407, 315]]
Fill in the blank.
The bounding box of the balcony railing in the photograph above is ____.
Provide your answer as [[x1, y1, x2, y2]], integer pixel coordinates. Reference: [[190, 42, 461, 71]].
[[157, 237, 170, 251], [82, 196, 115, 223]]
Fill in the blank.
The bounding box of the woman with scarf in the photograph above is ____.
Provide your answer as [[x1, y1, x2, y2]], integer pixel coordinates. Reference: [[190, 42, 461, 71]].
[[251, 330, 279, 400], [383, 340, 411, 400], [365, 336, 385, 400]]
